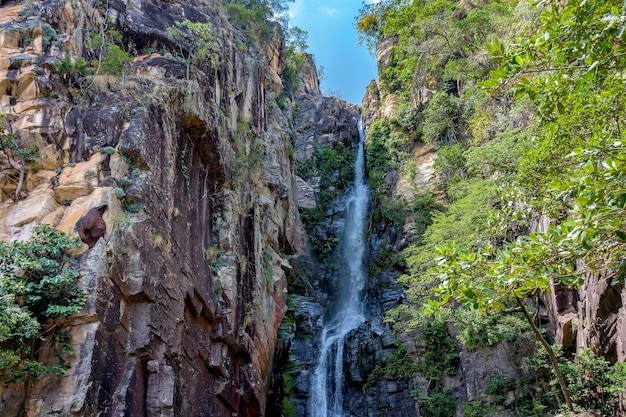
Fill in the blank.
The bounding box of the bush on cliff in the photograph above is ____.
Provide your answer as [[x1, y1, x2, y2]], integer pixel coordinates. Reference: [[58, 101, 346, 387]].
[[0, 225, 84, 383]]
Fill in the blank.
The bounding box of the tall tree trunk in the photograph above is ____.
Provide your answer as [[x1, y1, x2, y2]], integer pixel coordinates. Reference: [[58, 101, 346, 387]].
[[515, 297, 573, 412]]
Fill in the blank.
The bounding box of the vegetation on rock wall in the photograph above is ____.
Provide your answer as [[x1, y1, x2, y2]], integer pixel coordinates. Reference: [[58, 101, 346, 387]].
[[357, 0, 626, 414], [0, 113, 39, 202], [298, 142, 355, 264], [0, 225, 83, 383]]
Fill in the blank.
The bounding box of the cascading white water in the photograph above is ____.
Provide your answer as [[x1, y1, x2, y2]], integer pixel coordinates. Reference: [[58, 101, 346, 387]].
[[308, 120, 369, 417]]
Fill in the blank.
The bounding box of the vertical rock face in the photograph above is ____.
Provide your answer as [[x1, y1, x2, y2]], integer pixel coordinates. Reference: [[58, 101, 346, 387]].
[[0, 0, 307, 415], [266, 57, 361, 414], [534, 219, 626, 363]]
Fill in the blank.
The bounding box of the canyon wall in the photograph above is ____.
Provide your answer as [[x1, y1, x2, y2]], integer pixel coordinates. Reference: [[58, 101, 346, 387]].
[[0, 0, 338, 415]]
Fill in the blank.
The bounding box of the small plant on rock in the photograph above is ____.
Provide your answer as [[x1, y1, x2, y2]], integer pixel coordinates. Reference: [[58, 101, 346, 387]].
[[167, 19, 221, 79], [54, 53, 95, 89]]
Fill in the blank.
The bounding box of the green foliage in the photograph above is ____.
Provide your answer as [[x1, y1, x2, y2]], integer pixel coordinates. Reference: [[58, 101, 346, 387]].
[[460, 373, 542, 417], [365, 343, 418, 388], [414, 388, 456, 417], [364, 110, 415, 203], [417, 319, 459, 384], [0, 225, 84, 382], [281, 372, 296, 416], [99, 146, 116, 155], [295, 157, 316, 180], [485, 374, 517, 404], [356, 0, 516, 93], [359, 0, 626, 414], [411, 191, 442, 246], [225, 3, 273, 42], [0, 117, 39, 166], [370, 238, 404, 276], [316, 143, 354, 209], [42, 22, 57, 46], [89, 30, 131, 76], [226, 0, 294, 28], [0, 113, 40, 202], [231, 117, 263, 186], [365, 119, 392, 176], [54, 54, 95, 88], [465, 128, 531, 178], [433, 143, 466, 184], [15, 147, 38, 164], [380, 199, 406, 231], [280, 59, 299, 99], [124, 202, 143, 213], [297, 143, 354, 264], [396, 179, 502, 324], [423, 92, 461, 144], [167, 20, 221, 77], [17, 0, 34, 19], [278, 26, 311, 98], [454, 309, 531, 351], [286, 26, 308, 54], [262, 250, 274, 290], [526, 345, 626, 414]]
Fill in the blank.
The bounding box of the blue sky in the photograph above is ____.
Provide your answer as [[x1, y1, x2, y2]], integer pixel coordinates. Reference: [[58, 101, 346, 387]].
[[288, 0, 378, 104]]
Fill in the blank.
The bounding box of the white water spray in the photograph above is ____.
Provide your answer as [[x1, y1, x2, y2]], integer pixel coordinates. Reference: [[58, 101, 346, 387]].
[[308, 120, 369, 417]]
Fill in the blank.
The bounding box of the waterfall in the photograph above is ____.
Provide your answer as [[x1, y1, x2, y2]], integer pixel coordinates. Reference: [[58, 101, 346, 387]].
[[308, 120, 369, 417]]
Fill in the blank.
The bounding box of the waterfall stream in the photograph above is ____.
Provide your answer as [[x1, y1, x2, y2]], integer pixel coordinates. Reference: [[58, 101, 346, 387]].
[[308, 120, 370, 417]]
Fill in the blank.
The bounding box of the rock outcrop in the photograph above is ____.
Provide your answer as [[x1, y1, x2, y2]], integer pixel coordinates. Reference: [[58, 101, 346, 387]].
[[536, 218, 626, 364], [0, 0, 310, 415]]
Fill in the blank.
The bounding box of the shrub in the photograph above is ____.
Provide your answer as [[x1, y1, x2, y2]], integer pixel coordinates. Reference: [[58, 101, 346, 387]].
[[166, 19, 221, 77], [381, 199, 406, 230], [0, 225, 84, 383], [423, 92, 462, 144], [90, 33, 131, 76], [434, 143, 466, 184], [526, 345, 626, 414], [225, 3, 273, 42], [42, 22, 57, 46], [454, 308, 531, 351], [54, 53, 95, 88], [365, 119, 391, 175], [415, 389, 456, 417]]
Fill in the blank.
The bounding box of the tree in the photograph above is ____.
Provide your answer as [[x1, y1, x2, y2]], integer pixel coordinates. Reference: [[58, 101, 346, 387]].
[[0, 225, 84, 384], [0, 113, 39, 203], [88, 19, 131, 79], [427, 238, 577, 410], [285, 26, 308, 54], [167, 20, 221, 79], [424, 2, 626, 412]]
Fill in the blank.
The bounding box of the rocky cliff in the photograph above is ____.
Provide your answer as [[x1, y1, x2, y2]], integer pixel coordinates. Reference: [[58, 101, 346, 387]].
[[0, 0, 327, 415], [269, 66, 361, 416], [356, 2, 626, 415]]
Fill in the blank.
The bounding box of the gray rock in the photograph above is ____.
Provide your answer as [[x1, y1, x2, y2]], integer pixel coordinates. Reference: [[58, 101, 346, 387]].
[[296, 176, 317, 209]]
